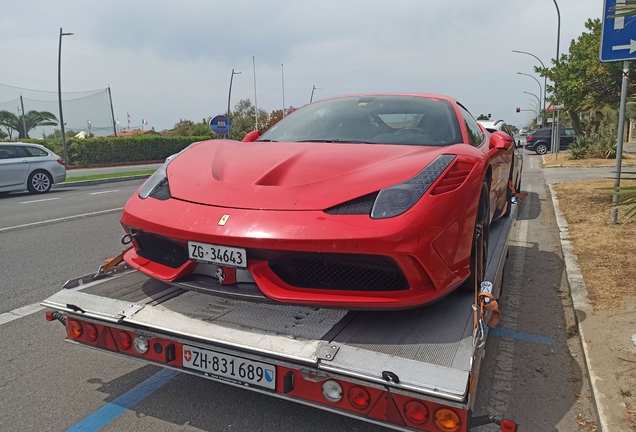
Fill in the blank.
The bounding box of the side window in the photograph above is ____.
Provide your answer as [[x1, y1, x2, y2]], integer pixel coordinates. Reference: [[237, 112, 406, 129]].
[[23, 146, 49, 157], [564, 129, 575, 137], [457, 105, 484, 147], [0, 147, 20, 159], [15, 146, 29, 157]]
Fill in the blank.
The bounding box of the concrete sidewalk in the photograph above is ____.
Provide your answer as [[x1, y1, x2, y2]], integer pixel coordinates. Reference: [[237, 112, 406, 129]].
[[546, 164, 636, 431]]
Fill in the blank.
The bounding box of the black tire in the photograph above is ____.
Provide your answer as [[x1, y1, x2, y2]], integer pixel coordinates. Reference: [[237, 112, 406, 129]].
[[27, 170, 53, 194], [463, 182, 490, 292], [535, 143, 548, 155]]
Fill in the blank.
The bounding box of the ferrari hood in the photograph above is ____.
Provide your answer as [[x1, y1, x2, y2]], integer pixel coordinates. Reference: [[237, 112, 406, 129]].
[[167, 139, 453, 211]]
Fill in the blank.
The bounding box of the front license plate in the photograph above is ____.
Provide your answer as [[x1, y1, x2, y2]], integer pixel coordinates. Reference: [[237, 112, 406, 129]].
[[182, 345, 276, 391], [188, 241, 247, 269]]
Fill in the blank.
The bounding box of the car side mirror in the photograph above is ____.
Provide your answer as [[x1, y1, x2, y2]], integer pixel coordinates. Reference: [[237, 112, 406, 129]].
[[242, 130, 261, 142], [489, 131, 514, 150]]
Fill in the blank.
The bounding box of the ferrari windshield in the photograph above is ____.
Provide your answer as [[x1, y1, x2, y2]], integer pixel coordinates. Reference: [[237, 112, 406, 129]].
[[259, 95, 463, 146]]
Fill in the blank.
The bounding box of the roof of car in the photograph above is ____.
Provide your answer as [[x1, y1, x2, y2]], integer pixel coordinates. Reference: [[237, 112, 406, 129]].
[[476, 120, 507, 132], [319, 93, 457, 104]]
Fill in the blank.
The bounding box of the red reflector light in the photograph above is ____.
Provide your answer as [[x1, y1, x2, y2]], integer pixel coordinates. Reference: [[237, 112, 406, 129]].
[[500, 419, 517, 431], [347, 386, 370, 410], [404, 400, 429, 425], [85, 323, 98, 341], [57, 158, 64, 165], [117, 331, 132, 350], [67, 319, 82, 338], [526, 136, 533, 141], [45, 312, 54, 321]]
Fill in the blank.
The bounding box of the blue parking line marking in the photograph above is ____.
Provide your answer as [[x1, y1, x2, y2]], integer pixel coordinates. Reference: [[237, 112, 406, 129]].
[[489, 327, 555, 345], [66, 368, 180, 432]]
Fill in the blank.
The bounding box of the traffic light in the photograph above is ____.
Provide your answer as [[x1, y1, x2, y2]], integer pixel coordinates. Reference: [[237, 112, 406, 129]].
[[516, 108, 521, 113]]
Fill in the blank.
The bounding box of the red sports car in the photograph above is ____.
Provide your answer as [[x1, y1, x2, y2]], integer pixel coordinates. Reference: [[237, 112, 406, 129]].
[[120, 94, 515, 309]]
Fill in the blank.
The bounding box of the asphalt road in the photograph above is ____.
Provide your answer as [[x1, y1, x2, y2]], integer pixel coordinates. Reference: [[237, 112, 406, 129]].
[[0, 170, 596, 432]]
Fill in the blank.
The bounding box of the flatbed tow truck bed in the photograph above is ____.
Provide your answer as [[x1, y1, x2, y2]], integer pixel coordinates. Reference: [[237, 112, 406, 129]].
[[42, 204, 518, 432]]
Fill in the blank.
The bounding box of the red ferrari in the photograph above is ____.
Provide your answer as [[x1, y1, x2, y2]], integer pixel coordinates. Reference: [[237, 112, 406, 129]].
[[120, 94, 515, 309]]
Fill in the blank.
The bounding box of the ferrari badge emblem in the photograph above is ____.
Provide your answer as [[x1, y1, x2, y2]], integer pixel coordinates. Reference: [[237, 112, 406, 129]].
[[215, 267, 226, 285], [218, 214, 230, 226]]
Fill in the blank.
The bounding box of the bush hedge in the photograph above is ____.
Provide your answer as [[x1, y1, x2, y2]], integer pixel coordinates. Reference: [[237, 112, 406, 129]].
[[10, 136, 212, 166]]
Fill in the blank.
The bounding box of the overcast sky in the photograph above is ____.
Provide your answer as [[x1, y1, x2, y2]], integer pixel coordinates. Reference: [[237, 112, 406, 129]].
[[0, 0, 604, 132]]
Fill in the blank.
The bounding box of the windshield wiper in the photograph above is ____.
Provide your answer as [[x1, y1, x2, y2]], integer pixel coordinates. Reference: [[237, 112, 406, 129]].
[[256, 139, 278, 142], [295, 139, 375, 144]]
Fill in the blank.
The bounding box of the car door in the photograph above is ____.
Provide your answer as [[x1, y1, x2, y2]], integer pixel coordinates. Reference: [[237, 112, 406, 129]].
[[560, 128, 575, 150], [0, 146, 31, 188], [457, 105, 510, 219]]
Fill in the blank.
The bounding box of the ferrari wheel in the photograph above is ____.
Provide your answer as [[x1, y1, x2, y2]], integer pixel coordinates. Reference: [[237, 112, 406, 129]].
[[463, 182, 489, 292], [535, 143, 548, 155]]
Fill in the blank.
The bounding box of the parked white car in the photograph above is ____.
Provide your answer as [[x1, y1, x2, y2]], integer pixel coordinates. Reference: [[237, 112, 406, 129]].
[[0, 142, 66, 194]]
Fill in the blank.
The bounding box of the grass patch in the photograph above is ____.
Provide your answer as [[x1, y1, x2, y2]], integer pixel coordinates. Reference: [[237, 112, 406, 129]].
[[63, 170, 155, 183]]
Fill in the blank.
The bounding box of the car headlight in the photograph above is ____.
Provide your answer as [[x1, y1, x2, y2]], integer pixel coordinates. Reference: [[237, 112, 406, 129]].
[[371, 155, 456, 219], [138, 162, 171, 200]]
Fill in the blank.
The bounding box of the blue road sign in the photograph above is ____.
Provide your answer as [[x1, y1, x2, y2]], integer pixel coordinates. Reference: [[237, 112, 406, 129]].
[[209, 115, 232, 134], [600, 0, 636, 62]]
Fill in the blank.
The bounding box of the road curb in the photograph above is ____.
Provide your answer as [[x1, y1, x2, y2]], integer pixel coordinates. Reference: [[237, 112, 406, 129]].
[[548, 184, 608, 432], [54, 174, 150, 189]]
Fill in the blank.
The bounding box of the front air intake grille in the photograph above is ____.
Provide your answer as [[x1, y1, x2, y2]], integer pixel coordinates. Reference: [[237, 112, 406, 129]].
[[269, 253, 409, 291], [134, 232, 189, 268], [324, 193, 379, 215]]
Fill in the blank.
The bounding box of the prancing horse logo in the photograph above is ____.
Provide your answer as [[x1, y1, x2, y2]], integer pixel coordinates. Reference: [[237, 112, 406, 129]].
[[215, 267, 225, 285], [218, 214, 230, 226]]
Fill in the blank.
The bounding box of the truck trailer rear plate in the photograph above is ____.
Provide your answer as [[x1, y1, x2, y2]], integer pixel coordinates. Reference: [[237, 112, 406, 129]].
[[182, 344, 276, 391]]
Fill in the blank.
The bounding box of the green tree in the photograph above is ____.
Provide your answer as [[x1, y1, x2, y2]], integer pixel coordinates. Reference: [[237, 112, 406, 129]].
[[0, 110, 58, 139], [476, 114, 489, 121], [228, 99, 269, 140], [536, 19, 634, 136], [191, 120, 213, 137]]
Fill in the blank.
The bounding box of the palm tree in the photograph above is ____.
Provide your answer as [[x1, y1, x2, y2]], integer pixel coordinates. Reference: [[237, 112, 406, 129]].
[[0, 110, 58, 139]]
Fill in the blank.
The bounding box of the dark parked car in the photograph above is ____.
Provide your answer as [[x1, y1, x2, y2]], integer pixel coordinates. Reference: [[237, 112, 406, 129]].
[[525, 127, 575, 155]]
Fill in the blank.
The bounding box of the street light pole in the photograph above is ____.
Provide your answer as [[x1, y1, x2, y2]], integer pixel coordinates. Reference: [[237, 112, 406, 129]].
[[310, 85, 321, 103], [512, 50, 547, 119], [281, 63, 286, 117], [524, 91, 540, 111], [552, 0, 561, 65], [552, 0, 562, 156], [57, 27, 73, 164], [227, 69, 241, 118], [517, 72, 542, 119]]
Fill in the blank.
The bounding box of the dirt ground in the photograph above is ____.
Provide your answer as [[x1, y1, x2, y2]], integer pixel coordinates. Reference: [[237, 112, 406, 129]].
[[552, 178, 636, 429], [544, 153, 636, 168], [553, 180, 636, 310]]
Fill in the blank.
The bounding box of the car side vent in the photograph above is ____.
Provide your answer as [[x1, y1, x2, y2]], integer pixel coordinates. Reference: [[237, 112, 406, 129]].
[[324, 192, 379, 215], [431, 161, 473, 195]]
